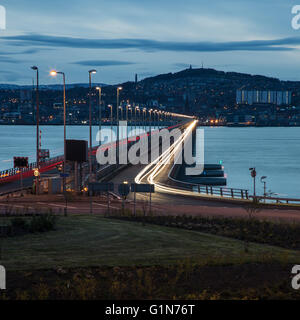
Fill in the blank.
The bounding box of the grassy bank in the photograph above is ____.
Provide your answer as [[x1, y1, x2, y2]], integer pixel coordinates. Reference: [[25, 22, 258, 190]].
[[1, 215, 300, 271]]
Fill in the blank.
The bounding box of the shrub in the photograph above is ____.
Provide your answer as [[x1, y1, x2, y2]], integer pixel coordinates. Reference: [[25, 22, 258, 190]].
[[28, 214, 57, 233], [11, 218, 28, 230]]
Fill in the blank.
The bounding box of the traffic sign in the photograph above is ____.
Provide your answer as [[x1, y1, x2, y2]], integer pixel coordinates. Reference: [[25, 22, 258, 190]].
[[131, 184, 155, 193], [89, 182, 114, 193], [60, 173, 69, 178], [118, 183, 130, 197], [14, 157, 29, 169]]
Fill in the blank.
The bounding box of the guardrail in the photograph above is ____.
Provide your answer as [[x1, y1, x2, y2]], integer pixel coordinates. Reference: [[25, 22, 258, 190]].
[[194, 184, 249, 199], [252, 196, 300, 205]]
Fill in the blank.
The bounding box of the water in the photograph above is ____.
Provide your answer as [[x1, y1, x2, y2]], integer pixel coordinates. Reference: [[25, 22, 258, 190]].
[[0, 124, 152, 170], [202, 127, 300, 198], [0, 125, 300, 198]]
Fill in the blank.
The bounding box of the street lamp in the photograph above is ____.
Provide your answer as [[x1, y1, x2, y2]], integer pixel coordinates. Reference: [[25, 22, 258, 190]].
[[135, 106, 139, 135], [119, 106, 123, 121], [50, 70, 67, 199], [116, 87, 123, 164], [88, 70, 97, 181], [31, 66, 39, 195], [108, 105, 113, 143], [129, 107, 133, 128], [96, 86, 102, 146], [143, 108, 147, 131], [126, 104, 131, 122], [261, 176, 267, 202]]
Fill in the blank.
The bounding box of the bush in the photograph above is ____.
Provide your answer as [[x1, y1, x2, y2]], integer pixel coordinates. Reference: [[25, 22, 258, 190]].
[[11, 218, 28, 230], [7, 214, 57, 236], [28, 214, 57, 233]]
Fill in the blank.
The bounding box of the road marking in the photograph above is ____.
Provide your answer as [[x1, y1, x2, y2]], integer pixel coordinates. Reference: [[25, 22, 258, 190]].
[[94, 202, 119, 210], [49, 203, 77, 209]]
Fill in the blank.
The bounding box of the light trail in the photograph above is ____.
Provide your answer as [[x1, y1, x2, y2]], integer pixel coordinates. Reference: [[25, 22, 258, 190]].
[[135, 120, 200, 198]]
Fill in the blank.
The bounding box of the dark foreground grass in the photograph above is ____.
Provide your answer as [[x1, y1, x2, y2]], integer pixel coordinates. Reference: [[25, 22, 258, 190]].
[[1, 215, 300, 271]]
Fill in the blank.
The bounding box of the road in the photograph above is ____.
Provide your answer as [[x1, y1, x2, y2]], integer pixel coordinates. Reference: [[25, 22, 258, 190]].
[[109, 120, 300, 222]]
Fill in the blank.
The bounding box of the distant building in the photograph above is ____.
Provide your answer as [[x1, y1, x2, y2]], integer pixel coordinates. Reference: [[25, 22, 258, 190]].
[[2, 112, 21, 121], [53, 102, 63, 110], [236, 90, 292, 106], [20, 89, 32, 102]]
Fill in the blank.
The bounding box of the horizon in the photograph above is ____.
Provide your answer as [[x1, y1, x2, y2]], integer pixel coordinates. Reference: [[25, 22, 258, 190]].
[[1, 66, 300, 87]]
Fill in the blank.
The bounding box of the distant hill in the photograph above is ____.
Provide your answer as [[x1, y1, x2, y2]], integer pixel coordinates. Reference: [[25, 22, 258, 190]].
[[140, 67, 300, 90]]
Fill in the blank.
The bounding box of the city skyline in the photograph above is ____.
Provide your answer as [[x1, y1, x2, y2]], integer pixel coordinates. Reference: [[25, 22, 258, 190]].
[[0, 0, 300, 85]]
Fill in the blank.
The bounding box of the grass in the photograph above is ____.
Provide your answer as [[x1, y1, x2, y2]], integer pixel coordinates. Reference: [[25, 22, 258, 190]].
[[1, 215, 300, 271]]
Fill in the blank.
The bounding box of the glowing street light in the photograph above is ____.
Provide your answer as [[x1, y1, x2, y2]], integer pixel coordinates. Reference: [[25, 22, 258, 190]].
[[108, 105, 113, 143], [88, 69, 97, 215], [31, 66, 40, 195], [261, 176, 267, 201], [116, 87, 123, 163], [50, 70, 67, 203], [88, 69, 97, 178], [96, 86, 102, 146]]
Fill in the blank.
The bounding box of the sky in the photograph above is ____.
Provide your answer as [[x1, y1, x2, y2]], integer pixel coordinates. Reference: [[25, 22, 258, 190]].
[[0, 0, 300, 85]]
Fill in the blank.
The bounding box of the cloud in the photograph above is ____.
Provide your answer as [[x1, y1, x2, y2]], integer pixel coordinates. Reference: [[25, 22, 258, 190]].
[[3, 34, 300, 52], [72, 60, 135, 66], [0, 70, 24, 81], [0, 56, 24, 64]]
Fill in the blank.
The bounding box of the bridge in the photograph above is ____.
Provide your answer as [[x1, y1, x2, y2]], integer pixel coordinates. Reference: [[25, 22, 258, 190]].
[[1, 115, 300, 222]]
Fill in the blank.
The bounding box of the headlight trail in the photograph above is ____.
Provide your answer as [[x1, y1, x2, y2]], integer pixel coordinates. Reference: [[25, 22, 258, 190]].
[[135, 120, 200, 198]]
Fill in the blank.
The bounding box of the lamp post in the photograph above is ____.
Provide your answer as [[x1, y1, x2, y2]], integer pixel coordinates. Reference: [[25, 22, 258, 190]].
[[135, 106, 139, 135], [126, 104, 130, 122], [129, 107, 133, 128], [108, 105, 113, 143], [143, 108, 147, 131], [119, 106, 123, 120], [116, 87, 122, 164], [96, 87, 102, 146], [50, 70, 67, 199], [261, 176, 267, 202], [88, 70, 97, 183], [31, 66, 40, 195]]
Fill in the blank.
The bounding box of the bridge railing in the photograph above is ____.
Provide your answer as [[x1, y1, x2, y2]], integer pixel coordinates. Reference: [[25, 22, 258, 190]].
[[195, 184, 249, 199], [251, 196, 300, 205]]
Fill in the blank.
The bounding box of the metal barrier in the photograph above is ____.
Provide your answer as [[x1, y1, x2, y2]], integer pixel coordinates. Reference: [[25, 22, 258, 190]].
[[196, 184, 249, 199], [252, 196, 300, 205], [168, 163, 249, 200]]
